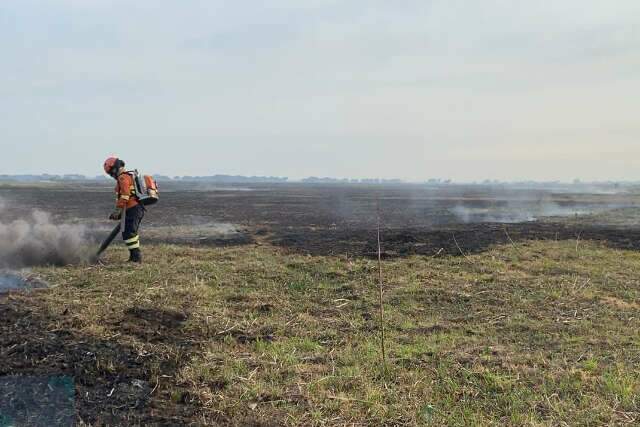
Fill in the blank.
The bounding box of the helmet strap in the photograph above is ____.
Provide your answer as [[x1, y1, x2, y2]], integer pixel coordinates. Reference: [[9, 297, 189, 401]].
[[110, 159, 125, 178]]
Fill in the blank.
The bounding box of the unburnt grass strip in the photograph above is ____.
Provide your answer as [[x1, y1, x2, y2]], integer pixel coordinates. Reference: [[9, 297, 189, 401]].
[[1, 240, 637, 425]]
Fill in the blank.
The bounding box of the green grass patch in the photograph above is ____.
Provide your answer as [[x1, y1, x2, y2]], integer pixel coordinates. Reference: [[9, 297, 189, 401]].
[[20, 239, 640, 425]]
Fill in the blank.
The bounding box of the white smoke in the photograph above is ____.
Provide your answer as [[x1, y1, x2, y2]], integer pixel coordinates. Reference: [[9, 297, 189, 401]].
[[449, 200, 624, 224], [0, 200, 89, 268], [449, 205, 536, 224]]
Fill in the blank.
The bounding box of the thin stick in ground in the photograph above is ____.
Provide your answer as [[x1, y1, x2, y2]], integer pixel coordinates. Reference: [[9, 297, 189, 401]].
[[452, 233, 474, 263], [503, 226, 521, 254], [376, 197, 387, 374], [575, 231, 582, 253]]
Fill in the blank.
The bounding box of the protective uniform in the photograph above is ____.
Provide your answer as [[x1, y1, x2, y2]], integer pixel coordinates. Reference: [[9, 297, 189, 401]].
[[104, 157, 145, 263], [115, 172, 145, 262]]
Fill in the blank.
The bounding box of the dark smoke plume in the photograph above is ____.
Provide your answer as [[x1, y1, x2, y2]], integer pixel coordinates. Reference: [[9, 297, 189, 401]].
[[0, 199, 89, 268]]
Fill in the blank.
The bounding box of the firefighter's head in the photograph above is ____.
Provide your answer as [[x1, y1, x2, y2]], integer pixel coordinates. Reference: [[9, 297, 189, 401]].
[[103, 157, 125, 179]]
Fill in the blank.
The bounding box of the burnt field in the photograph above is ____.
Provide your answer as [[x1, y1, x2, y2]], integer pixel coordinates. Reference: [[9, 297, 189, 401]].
[[2, 181, 640, 425], [1, 182, 639, 258]]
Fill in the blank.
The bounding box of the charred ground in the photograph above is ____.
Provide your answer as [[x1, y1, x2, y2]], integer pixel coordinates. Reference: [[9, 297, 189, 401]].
[[1, 182, 639, 425], [0, 182, 638, 257]]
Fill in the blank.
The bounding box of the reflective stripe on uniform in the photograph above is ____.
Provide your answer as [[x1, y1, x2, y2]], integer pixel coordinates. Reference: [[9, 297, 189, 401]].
[[125, 235, 140, 249], [125, 235, 139, 245]]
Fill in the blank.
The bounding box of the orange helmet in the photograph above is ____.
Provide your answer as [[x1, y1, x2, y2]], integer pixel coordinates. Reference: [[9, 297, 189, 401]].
[[103, 157, 120, 176]]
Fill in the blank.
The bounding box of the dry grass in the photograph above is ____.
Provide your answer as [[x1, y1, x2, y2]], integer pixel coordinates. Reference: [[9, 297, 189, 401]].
[[15, 239, 640, 425]]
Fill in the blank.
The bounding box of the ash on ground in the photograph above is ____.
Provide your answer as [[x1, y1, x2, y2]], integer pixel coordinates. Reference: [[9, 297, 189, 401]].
[[88, 221, 251, 247], [0, 376, 75, 427], [0, 271, 47, 293]]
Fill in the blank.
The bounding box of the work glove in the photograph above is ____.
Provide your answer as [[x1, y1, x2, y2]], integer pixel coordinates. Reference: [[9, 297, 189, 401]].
[[109, 208, 123, 221]]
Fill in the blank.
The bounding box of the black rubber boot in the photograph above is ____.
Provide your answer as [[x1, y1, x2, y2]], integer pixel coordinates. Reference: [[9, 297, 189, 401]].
[[128, 248, 142, 263]]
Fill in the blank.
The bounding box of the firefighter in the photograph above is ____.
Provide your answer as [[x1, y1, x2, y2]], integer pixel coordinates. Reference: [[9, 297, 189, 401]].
[[103, 157, 144, 263]]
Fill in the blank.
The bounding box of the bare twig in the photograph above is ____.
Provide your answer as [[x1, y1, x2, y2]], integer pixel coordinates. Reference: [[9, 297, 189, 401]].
[[150, 378, 160, 395], [376, 196, 387, 374], [503, 226, 520, 254], [216, 323, 239, 335], [575, 231, 582, 253], [452, 234, 474, 263], [327, 395, 371, 404]]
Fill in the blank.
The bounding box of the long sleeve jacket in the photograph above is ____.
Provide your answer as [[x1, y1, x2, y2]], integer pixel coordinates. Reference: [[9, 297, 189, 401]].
[[115, 172, 139, 209]]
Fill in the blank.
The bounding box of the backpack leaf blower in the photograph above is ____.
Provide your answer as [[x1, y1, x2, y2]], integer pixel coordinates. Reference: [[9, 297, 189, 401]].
[[92, 172, 159, 263], [93, 222, 123, 263]]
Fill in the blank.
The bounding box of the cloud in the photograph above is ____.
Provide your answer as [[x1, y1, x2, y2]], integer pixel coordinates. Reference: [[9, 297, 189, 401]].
[[1, 0, 639, 180]]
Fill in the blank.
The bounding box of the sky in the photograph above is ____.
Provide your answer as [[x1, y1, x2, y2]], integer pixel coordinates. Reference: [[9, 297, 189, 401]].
[[1, 0, 639, 181]]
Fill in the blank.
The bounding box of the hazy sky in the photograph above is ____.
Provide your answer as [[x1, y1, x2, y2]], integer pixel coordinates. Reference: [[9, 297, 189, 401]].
[[1, 1, 639, 181]]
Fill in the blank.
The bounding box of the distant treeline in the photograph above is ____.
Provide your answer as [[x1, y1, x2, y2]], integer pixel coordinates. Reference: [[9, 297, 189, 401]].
[[169, 175, 288, 183], [0, 174, 287, 183], [1, 174, 407, 184], [0, 174, 408, 184], [0, 174, 637, 187], [0, 174, 108, 182], [301, 177, 405, 184]]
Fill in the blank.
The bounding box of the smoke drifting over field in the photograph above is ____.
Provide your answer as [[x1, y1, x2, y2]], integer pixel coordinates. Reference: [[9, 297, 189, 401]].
[[0, 199, 89, 268], [449, 201, 627, 224]]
